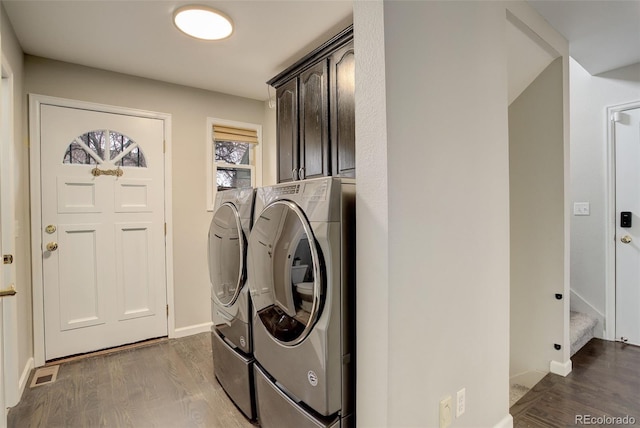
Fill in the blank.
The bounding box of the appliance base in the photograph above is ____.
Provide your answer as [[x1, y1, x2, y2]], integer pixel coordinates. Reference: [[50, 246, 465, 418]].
[[211, 330, 256, 420]]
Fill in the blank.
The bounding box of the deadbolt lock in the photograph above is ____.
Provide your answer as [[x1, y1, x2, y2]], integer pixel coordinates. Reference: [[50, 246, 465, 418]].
[[621, 235, 632, 244], [45, 225, 57, 234], [46, 242, 58, 252]]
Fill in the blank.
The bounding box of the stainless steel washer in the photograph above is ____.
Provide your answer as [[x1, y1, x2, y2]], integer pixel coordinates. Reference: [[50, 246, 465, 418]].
[[248, 177, 355, 427], [208, 187, 256, 420]]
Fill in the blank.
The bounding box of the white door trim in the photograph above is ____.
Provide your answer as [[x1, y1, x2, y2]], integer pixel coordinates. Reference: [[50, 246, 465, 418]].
[[605, 100, 640, 341], [29, 94, 175, 367], [1, 55, 20, 407]]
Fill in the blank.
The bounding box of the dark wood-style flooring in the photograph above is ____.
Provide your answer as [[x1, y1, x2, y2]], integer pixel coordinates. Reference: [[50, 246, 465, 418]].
[[512, 338, 640, 427], [8, 333, 254, 428], [8, 335, 640, 427]]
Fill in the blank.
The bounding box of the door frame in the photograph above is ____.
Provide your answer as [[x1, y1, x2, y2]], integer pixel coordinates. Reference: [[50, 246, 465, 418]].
[[605, 100, 640, 341], [29, 94, 175, 367], [1, 55, 20, 408]]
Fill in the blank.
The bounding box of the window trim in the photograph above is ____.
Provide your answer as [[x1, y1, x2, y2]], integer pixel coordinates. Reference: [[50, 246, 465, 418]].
[[206, 117, 262, 211]]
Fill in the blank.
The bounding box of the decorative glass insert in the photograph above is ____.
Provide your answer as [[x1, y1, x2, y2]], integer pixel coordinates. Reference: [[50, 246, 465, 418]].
[[64, 140, 98, 165], [63, 130, 147, 168]]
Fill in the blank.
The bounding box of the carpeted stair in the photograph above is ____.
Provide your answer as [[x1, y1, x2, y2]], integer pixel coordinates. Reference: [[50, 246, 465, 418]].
[[510, 311, 598, 409], [509, 384, 530, 408], [570, 311, 598, 357]]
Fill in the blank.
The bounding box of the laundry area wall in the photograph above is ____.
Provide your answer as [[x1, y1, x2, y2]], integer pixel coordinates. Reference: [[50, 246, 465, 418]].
[[21, 55, 275, 355]]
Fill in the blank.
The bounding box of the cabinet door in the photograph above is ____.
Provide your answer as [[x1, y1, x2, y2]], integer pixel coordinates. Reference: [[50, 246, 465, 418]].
[[299, 60, 329, 180], [276, 78, 298, 183], [330, 42, 356, 178]]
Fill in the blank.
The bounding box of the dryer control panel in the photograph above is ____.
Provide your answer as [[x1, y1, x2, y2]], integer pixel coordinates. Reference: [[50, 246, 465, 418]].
[[302, 181, 328, 201]]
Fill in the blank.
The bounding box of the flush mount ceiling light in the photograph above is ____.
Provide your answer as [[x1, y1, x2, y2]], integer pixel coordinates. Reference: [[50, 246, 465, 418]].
[[173, 6, 233, 41]]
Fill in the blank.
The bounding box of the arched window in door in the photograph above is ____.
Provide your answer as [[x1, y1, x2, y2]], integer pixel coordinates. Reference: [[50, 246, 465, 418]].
[[63, 130, 147, 167]]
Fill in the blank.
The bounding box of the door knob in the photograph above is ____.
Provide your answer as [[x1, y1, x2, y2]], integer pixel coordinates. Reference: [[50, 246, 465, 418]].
[[621, 235, 632, 244], [45, 224, 57, 234], [46, 242, 58, 252]]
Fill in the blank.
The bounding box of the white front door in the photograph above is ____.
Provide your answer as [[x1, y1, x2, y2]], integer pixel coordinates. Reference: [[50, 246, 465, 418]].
[[40, 104, 167, 360], [615, 106, 640, 345]]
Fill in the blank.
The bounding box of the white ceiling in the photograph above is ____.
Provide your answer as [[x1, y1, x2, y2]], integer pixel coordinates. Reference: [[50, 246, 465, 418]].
[[3, 1, 638, 102], [528, 0, 640, 75], [3, 0, 353, 101]]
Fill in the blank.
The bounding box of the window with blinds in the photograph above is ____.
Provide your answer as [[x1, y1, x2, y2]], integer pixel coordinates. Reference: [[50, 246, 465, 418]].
[[212, 124, 258, 191]]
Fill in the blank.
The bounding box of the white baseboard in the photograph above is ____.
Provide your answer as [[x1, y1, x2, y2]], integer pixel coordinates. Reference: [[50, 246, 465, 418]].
[[173, 322, 213, 338], [550, 359, 572, 377], [494, 414, 513, 428], [570, 289, 605, 338], [17, 357, 34, 401]]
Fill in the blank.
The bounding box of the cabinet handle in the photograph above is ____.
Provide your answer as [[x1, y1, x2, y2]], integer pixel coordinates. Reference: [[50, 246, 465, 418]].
[[299, 167, 305, 180], [292, 168, 298, 181]]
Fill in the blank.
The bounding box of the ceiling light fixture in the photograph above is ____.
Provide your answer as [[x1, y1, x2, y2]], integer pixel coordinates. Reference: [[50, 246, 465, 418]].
[[173, 6, 233, 41]]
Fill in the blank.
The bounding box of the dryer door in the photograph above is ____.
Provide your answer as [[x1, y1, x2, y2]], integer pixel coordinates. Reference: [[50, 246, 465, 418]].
[[249, 200, 324, 346], [208, 202, 245, 307]]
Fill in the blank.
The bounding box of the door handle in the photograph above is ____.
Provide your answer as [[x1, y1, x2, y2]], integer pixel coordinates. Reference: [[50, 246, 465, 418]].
[[46, 242, 59, 252], [0, 285, 16, 297], [621, 235, 632, 244], [299, 167, 305, 180]]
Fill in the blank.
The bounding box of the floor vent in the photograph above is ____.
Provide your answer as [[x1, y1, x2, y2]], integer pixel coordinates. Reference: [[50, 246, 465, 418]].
[[30, 365, 59, 388]]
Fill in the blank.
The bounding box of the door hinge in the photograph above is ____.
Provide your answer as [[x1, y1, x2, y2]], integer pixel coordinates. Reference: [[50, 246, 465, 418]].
[[612, 111, 622, 122], [166, 304, 169, 317], [163, 140, 166, 154], [164, 223, 167, 236]]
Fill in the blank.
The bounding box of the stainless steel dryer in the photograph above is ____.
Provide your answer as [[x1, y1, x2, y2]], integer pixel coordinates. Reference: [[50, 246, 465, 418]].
[[247, 177, 355, 427], [208, 187, 256, 420]]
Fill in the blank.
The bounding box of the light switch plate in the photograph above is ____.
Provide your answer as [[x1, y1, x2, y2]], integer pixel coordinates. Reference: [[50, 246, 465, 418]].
[[573, 202, 590, 216]]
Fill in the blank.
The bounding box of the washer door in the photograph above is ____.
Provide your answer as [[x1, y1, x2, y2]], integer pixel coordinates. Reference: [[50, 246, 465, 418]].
[[249, 201, 324, 346], [208, 202, 245, 307]]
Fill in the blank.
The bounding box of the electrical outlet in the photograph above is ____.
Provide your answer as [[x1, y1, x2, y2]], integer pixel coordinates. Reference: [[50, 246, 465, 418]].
[[440, 396, 452, 428], [456, 388, 466, 417]]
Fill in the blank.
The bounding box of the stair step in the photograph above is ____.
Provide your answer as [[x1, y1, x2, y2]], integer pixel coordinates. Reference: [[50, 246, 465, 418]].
[[570, 311, 597, 356], [509, 383, 530, 408]]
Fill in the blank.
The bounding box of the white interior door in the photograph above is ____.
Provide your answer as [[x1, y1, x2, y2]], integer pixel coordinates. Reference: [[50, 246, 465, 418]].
[[615, 106, 640, 345], [40, 104, 167, 360]]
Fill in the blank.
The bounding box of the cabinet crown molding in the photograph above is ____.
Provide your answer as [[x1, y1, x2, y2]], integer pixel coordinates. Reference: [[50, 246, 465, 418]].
[[267, 24, 354, 89]]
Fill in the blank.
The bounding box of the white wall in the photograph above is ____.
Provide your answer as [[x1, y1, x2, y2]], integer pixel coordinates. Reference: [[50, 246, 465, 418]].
[[570, 59, 640, 338], [1, 3, 30, 399], [509, 58, 566, 379], [354, 2, 568, 426], [384, 2, 510, 425], [262, 99, 277, 186], [23, 56, 270, 332], [356, 2, 511, 426], [353, 2, 390, 425]]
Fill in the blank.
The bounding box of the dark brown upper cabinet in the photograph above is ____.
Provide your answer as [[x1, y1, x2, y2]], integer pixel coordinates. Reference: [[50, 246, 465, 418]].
[[268, 25, 354, 183], [276, 78, 298, 183]]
